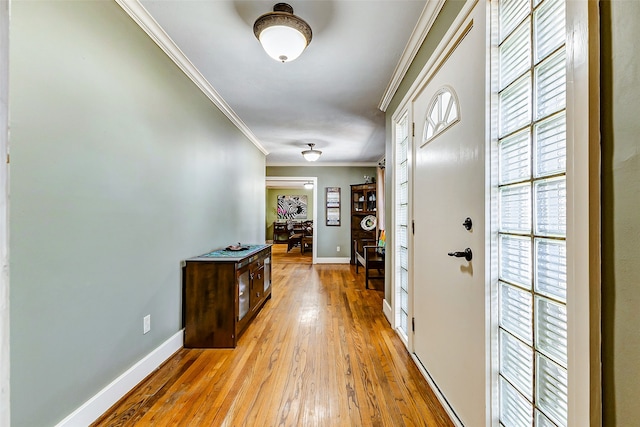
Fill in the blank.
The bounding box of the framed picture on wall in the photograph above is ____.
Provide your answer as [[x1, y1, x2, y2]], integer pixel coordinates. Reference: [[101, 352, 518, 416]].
[[277, 195, 308, 220], [325, 187, 340, 226]]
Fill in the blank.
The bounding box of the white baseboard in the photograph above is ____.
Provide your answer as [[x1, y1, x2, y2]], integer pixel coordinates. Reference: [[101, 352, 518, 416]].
[[315, 257, 351, 264], [410, 354, 464, 427], [383, 299, 392, 325], [55, 330, 184, 427]]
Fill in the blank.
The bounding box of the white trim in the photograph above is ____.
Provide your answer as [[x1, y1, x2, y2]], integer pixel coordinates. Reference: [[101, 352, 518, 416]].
[[383, 298, 392, 325], [411, 354, 464, 427], [315, 257, 350, 264], [565, 1, 600, 425], [55, 330, 184, 427], [0, 0, 9, 424], [267, 162, 378, 168], [115, 0, 268, 156], [266, 176, 318, 264], [378, 0, 447, 112], [487, 2, 500, 426]]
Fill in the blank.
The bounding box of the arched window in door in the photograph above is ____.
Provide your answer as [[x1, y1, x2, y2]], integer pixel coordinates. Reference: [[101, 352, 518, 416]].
[[422, 86, 460, 145]]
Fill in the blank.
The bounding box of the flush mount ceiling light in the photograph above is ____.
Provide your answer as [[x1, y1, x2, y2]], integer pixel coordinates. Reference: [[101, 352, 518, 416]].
[[303, 181, 314, 190], [253, 3, 312, 63], [301, 143, 321, 162]]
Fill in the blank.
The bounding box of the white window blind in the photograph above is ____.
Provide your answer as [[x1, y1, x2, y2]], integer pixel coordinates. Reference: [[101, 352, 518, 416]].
[[496, 0, 567, 425]]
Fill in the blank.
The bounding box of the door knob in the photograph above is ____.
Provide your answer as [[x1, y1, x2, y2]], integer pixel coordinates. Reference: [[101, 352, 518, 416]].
[[448, 248, 473, 261], [462, 217, 473, 230]]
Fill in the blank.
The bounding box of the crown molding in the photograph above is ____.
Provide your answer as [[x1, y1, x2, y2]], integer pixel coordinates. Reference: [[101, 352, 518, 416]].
[[266, 162, 378, 167], [390, 0, 478, 120], [115, 0, 268, 155], [378, 0, 446, 112]]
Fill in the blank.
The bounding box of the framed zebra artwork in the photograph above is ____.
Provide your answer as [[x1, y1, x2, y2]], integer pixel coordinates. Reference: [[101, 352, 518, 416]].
[[277, 195, 308, 220]]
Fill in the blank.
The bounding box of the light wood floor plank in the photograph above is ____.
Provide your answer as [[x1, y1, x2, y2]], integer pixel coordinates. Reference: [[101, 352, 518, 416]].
[[92, 244, 453, 426]]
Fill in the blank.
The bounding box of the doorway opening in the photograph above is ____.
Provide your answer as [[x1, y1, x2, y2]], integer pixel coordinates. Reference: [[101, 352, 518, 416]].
[[266, 176, 318, 265]]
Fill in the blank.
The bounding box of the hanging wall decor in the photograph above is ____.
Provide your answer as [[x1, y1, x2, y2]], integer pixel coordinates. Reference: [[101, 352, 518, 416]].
[[277, 195, 308, 220], [325, 187, 341, 226]]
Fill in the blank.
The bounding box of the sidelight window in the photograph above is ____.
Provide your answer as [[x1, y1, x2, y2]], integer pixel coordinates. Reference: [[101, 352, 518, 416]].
[[395, 112, 410, 337], [496, 0, 567, 425]]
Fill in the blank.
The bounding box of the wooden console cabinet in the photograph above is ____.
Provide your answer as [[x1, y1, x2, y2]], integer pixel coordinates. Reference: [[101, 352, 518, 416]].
[[183, 244, 272, 348]]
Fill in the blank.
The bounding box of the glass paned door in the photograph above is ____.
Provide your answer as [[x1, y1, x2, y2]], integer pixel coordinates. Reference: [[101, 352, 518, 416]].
[[496, 0, 567, 425]]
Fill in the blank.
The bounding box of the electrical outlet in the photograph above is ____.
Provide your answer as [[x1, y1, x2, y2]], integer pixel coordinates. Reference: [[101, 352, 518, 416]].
[[143, 315, 151, 334], [337, 246, 341, 252]]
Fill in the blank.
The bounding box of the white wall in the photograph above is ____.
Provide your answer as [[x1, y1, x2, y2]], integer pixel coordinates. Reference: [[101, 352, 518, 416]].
[[601, 1, 640, 425]]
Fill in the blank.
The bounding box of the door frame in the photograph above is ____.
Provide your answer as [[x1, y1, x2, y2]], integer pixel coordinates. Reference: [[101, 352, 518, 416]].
[[564, 2, 601, 424], [388, 0, 600, 425], [265, 176, 318, 264], [390, 2, 483, 425]]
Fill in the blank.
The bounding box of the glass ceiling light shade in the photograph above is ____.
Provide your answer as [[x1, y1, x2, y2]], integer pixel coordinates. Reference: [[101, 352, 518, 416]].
[[301, 143, 321, 162], [304, 182, 314, 189], [253, 3, 312, 63]]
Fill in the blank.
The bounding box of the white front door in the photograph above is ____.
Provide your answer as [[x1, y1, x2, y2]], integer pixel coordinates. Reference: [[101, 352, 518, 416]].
[[411, 4, 487, 426]]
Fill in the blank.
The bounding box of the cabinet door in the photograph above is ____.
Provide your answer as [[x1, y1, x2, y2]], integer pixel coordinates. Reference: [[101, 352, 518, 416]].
[[251, 265, 265, 309], [263, 256, 271, 292], [352, 184, 376, 214], [238, 266, 250, 321], [352, 189, 365, 212], [366, 190, 377, 212]]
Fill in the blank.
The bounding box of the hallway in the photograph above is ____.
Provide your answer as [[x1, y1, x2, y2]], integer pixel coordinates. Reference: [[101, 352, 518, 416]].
[[93, 249, 452, 426]]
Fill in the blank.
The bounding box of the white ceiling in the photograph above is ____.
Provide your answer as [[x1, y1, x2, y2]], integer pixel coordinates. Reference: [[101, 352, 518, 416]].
[[138, 0, 428, 165]]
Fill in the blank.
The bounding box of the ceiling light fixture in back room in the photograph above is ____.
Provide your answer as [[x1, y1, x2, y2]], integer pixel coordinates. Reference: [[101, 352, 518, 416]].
[[253, 3, 312, 63], [301, 143, 322, 162]]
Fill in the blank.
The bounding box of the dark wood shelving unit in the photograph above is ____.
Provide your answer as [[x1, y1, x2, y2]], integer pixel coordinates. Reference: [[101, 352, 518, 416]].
[[350, 183, 377, 264]]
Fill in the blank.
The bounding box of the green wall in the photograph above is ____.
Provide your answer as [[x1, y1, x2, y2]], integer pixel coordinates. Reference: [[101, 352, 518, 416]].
[[265, 188, 314, 240], [384, 1, 466, 118], [383, 0, 466, 301], [267, 166, 376, 258], [601, 1, 640, 425], [9, 2, 265, 426]]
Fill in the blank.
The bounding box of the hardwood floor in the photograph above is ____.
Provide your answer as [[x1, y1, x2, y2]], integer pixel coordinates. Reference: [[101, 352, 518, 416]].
[[270, 241, 313, 264], [92, 245, 453, 426]]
